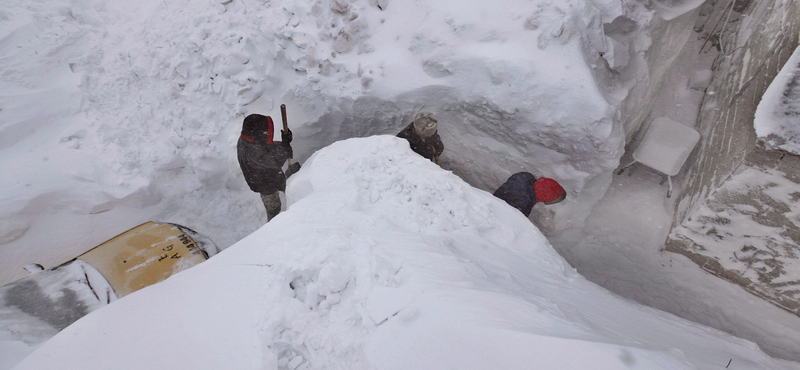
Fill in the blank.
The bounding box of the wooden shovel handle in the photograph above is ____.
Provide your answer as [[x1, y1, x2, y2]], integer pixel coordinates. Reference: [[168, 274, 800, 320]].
[[280, 104, 293, 166], [280, 104, 288, 133]]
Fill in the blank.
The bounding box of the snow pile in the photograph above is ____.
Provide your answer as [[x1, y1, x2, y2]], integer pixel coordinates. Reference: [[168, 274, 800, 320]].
[[755, 44, 800, 155], [13, 136, 790, 370], [0, 260, 112, 369], [10, 0, 791, 367], [650, 0, 708, 20], [0, 0, 702, 286]]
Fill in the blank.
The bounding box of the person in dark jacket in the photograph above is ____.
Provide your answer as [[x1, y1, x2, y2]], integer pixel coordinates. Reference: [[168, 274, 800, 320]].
[[237, 113, 300, 221], [493, 172, 566, 217], [396, 112, 444, 164]]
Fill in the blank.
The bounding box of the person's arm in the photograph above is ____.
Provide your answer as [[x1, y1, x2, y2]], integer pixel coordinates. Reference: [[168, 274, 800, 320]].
[[433, 133, 444, 154], [283, 145, 294, 161], [281, 128, 293, 145], [279, 129, 294, 161], [277, 132, 300, 178]]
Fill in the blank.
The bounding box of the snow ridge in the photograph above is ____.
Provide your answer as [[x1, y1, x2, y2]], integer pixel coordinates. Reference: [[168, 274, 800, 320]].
[[755, 45, 800, 155], [13, 136, 791, 370]]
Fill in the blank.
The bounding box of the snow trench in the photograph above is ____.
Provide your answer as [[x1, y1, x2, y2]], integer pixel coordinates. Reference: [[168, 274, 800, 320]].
[[7, 0, 800, 365]]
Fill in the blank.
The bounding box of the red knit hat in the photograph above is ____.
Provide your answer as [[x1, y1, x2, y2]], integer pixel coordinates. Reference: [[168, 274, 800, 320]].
[[533, 177, 566, 204]]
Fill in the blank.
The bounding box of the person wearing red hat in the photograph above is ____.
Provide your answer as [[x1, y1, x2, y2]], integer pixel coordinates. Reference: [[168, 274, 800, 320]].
[[492, 172, 566, 217], [237, 113, 301, 221]]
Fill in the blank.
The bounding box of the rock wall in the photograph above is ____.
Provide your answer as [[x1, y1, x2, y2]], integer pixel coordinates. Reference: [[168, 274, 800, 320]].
[[664, 0, 800, 322], [670, 0, 800, 225]]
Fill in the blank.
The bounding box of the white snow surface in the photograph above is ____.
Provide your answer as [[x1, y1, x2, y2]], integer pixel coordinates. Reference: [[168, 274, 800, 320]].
[[0, 0, 629, 286], [755, 44, 800, 155], [4, 0, 800, 368], [11, 137, 792, 369]]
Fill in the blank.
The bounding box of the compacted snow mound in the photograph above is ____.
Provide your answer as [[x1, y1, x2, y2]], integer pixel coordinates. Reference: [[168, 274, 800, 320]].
[[14, 136, 790, 370], [755, 45, 800, 155]]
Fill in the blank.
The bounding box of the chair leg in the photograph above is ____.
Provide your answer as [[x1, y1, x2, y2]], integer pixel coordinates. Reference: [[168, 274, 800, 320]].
[[667, 176, 673, 198], [617, 160, 636, 175]]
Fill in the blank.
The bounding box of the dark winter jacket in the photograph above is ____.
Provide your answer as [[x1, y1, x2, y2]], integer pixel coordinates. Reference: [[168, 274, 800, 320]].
[[493, 172, 537, 217], [237, 114, 293, 194], [396, 122, 444, 162]]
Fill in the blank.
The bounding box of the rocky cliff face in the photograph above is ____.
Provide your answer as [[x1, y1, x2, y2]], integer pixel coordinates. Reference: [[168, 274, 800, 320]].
[[664, 0, 800, 346], [671, 0, 800, 225], [564, 0, 800, 361]]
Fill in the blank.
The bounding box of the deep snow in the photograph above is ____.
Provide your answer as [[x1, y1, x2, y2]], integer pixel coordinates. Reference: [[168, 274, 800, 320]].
[[2, 0, 800, 368], [11, 137, 797, 369]]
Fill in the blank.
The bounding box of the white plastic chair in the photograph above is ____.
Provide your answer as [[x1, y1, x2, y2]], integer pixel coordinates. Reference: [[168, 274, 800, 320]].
[[617, 117, 700, 198]]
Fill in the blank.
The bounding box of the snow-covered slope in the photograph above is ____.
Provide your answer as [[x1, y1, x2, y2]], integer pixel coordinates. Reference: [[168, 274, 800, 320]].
[[0, 0, 676, 286], [13, 136, 791, 369], [9, 0, 798, 367], [755, 44, 800, 155]]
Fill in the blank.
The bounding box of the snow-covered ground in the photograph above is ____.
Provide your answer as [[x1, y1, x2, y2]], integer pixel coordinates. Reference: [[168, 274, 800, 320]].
[[2, 0, 800, 368], [11, 137, 798, 369], [0, 0, 625, 285]]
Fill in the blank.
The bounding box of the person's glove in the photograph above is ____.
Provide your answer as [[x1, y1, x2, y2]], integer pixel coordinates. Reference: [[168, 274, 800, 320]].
[[286, 162, 302, 178], [281, 129, 293, 143]]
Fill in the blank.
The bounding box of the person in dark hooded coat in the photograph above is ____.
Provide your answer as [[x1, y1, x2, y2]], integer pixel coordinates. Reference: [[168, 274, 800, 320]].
[[237, 113, 300, 221], [493, 172, 566, 217], [396, 112, 444, 164]]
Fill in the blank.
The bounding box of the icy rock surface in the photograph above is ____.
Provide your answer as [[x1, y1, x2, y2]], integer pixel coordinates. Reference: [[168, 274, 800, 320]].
[[671, 166, 800, 315]]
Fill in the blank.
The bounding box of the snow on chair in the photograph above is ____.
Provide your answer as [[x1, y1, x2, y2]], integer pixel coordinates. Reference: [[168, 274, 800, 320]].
[[616, 117, 700, 198]]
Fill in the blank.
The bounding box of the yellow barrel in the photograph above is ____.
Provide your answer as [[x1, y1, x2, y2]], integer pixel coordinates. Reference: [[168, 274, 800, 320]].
[[77, 222, 209, 297]]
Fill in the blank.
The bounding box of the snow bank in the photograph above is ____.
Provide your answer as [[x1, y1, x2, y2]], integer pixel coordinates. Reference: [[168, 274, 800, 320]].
[[755, 44, 800, 155], [650, 0, 708, 20], [0, 0, 691, 286], [13, 136, 790, 369], [0, 260, 113, 370]]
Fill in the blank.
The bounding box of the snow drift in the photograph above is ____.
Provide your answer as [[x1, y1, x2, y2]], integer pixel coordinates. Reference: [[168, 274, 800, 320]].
[[11, 0, 797, 367], [13, 137, 789, 370], [755, 44, 800, 155], [0, 0, 697, 285]]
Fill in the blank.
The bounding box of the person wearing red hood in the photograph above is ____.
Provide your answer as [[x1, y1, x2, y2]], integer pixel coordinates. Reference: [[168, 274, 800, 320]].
[[237, 113, 300, 221], [492, 172, 566, 217]]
